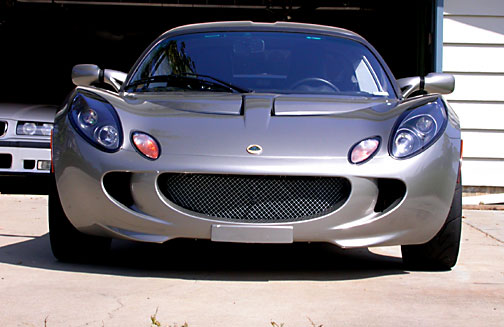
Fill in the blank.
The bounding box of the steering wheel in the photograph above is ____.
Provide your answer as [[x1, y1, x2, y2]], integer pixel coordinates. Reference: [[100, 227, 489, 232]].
[[290, 77, 340, 92]]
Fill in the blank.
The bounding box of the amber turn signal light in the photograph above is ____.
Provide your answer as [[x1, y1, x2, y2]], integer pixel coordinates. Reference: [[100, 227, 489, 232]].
[[132, 132, 160, 160]]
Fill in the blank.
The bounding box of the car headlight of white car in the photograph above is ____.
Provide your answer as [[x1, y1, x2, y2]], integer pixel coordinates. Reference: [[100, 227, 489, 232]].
[[16, 121, 53, 136]]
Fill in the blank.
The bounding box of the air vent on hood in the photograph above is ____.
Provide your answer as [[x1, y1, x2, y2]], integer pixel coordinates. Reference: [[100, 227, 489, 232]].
[[273, 96, 394, 116], [147, 94, 244, 115]]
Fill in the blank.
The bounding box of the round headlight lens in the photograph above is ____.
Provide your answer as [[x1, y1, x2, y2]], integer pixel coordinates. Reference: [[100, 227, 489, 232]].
[[416, 115, 434, 135], [40, 123, 53, 136], [78, 108, 98, 128], [393, 130, 417, 157], [95, 125, 119, 149], [22, 122, 37, 135]]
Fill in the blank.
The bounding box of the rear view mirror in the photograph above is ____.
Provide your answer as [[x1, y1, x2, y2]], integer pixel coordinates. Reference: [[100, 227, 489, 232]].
[[398, 73, 455, 98], [71, 64, 127, 92]]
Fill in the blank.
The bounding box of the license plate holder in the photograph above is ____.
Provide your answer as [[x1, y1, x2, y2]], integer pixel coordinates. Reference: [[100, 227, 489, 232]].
[[211, 224, 293, 243]]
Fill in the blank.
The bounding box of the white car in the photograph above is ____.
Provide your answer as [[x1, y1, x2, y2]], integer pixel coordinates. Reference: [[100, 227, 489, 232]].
[[0, 103, 56, 175]]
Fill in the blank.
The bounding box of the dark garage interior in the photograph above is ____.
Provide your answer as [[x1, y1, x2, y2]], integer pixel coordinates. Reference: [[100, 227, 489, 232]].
[[0, 0, 437, 104]]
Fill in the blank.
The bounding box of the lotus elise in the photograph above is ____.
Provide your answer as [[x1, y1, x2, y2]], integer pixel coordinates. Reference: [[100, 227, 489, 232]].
[[50, 21, 461, 270]]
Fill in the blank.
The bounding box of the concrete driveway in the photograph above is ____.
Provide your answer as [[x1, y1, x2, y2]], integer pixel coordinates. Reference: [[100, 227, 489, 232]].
[[0, 193, 503, 327]]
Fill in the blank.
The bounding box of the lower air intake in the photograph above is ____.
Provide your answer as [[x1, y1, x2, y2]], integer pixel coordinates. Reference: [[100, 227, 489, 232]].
[[158, 174, 350, 223], [0, 121, 6, 137]]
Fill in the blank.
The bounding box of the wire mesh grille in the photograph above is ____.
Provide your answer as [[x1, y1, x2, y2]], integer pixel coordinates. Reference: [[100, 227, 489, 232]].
[[159, 174, 351, 222]]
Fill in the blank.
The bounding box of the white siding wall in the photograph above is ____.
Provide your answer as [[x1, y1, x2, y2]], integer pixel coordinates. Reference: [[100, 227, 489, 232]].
[[444, 0, 504, 186]]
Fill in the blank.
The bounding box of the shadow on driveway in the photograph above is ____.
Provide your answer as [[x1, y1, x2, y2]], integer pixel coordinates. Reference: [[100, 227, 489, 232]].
[[0, 233, 407, 281], [0, 175, 50, 195]]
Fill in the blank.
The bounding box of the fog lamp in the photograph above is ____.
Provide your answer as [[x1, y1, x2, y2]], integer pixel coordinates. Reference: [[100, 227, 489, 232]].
[[37, 160, 51, 170]]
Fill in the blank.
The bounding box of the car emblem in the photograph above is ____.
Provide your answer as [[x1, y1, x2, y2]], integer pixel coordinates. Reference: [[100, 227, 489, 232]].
[[246, 144, 263, 155]]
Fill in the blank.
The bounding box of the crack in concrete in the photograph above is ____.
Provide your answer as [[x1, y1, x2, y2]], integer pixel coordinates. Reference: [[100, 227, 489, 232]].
[[463, 221, 504, 245], [76, 295, 125, 327], [107, 297, 125, 320]]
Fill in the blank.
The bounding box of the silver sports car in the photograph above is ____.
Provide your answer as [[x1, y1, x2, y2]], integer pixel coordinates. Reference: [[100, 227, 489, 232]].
[[50, 21, 461, 270]]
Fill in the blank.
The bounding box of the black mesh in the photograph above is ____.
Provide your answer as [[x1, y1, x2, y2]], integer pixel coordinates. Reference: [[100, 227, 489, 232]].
[[158, 174, 351, 222]]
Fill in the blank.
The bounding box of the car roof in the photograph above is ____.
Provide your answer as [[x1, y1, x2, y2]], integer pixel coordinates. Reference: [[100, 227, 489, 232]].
[[161, 21, 365, 42]]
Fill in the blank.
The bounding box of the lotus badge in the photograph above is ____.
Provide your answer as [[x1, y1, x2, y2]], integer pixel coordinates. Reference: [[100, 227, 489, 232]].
[[246, 144, 263, 155]]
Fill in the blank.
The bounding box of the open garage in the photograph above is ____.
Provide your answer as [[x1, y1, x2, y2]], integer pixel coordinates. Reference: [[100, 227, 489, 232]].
[[0, 0, 441, 104]]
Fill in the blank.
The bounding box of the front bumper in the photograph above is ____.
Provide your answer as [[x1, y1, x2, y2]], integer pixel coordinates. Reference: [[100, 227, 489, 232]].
[[53, 120, 461, 248], [0, 118, 52, 174], [0, 144, 51, 174]]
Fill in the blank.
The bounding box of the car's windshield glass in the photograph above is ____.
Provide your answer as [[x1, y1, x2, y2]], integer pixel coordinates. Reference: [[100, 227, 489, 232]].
[[126, 31, 395, 98]]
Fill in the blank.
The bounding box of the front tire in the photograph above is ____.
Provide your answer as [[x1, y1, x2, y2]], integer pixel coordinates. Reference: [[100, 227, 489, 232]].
[[401, 180, 462, 271], [48, 175, 111, 262]]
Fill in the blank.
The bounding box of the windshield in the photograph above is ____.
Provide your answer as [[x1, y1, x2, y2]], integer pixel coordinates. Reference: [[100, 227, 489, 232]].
[[126, 31, 395, 98]]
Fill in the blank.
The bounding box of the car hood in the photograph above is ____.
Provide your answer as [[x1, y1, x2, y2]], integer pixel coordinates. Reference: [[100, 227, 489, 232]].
[[83, 90, 412, 159], [0, 103, 57, 122], [120, 92, 397, 116]]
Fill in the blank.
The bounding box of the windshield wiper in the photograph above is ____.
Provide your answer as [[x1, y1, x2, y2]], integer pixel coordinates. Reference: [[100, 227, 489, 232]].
[[124, 74, 251, 93]]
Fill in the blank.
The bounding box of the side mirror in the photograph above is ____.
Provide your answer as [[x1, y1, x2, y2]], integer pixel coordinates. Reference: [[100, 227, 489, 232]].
[[71, 64, 100, 87], [71, 64, 127, 92], [397, 73, 455, 98]]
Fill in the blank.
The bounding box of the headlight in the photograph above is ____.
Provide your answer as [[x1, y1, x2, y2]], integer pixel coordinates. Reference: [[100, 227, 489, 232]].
[[17, 122, 53, 136], [68, 91, 123, 152], [390, 98, 447, 159]]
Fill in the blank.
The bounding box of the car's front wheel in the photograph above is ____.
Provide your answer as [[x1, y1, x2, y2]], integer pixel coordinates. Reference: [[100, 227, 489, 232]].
[[401, 180, 462, 271], [48, 176, 111, 262]]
